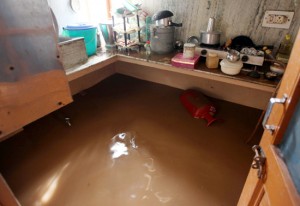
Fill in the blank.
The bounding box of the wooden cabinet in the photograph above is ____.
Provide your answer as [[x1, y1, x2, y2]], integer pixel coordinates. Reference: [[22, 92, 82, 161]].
[[0, 0, 73, 140]]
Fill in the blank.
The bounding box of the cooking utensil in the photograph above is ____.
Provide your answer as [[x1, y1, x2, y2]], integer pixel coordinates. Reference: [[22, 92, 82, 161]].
[[150, 26, 175, 54], [152, 10, 182, 27], [264, 71, 278, 80], [150, 10, 182, 54], [200, 17, 221, 45], [230, 35, 255, 51], [187, 36, 200, 45], [155, 18, 182, 27], [152, 10, 173, 21], [226, 49, 240, 62]]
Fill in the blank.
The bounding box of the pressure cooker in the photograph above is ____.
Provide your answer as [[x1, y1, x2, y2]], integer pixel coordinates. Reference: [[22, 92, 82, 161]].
[[150, 10, 182, 54], [152, 10, 183, 27]]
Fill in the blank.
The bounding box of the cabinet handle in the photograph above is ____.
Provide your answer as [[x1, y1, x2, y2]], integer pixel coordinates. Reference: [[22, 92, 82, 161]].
[[262, 94, 288, 133]]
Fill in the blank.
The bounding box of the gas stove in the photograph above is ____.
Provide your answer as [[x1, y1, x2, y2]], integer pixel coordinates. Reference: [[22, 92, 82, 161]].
[[195, 45, 264, 66]]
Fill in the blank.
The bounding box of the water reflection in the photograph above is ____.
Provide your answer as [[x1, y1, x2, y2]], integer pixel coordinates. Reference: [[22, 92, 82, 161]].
[[110, 132, 138, 159], [109, 132, 173, 204], [35, 163, 70, 206]]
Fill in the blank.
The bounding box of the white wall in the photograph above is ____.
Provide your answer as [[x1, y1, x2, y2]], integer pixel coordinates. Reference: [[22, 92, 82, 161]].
[[47, 0, 108, 34]]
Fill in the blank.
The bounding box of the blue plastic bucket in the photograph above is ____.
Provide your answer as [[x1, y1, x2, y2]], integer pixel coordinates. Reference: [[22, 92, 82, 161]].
[[63, 24, 97, 56]]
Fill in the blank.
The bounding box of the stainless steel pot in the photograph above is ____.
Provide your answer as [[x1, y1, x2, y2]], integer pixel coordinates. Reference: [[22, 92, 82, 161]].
[[200, 31, 221, 45], [200, 17, 221, 45]]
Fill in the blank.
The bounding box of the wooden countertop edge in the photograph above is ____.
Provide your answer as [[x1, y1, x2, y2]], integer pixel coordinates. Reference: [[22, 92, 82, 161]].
[[65, 53, 276, 93], [116, 55, 276, 93], [66, 55, 117, 82]]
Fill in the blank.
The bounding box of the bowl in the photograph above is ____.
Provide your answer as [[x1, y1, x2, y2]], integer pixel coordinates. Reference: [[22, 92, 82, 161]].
[[270, 63, 285, 75], [226, 49, 240, 62], [220, 59, 243, 75], [265, 71, 278, 80]]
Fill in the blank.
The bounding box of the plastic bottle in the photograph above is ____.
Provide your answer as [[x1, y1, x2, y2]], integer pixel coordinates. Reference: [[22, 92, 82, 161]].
[[276, 34, 292, 63], [145, 16, 152, 41], [144, 41, 151, 56]]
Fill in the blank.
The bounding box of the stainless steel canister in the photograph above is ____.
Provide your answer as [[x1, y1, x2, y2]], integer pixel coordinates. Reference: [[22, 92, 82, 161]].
[[150, 26, 175, 54]]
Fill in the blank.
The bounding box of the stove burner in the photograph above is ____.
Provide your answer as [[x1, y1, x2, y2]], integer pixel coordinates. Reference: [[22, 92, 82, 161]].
[[196, 45, 264, 66], [199, 43, 221, 49]]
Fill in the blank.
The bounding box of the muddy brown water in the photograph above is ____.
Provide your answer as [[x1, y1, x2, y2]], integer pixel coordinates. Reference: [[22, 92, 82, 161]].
[[0, 74, 262, 206]]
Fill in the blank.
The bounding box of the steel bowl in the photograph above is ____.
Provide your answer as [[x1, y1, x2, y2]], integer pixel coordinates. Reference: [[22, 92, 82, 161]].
[[226, 49, 240, 62]]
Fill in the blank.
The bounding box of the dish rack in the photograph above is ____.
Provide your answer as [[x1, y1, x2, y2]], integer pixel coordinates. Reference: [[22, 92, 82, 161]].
[[112, 9, 144, 50]]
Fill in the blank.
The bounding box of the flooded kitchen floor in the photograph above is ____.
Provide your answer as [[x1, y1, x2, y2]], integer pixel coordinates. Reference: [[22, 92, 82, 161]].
[[0, 74, 262, 206]]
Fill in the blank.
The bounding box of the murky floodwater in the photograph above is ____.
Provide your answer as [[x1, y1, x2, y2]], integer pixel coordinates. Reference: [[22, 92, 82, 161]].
[[0, 74, 261, 206]]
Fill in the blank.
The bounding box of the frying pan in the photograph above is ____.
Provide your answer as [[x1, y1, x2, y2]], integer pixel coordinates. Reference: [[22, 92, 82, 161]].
[[230, 35, 255, 51]]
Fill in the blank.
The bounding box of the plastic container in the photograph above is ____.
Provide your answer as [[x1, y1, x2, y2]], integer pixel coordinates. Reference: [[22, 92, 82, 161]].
[[206, 52, 219, 68], [220, 59, 243, 75], [63, 23, 97, 56], [183, 43, 196, 59], [99, 21, 115, 49], [270, 63, 285, 75]]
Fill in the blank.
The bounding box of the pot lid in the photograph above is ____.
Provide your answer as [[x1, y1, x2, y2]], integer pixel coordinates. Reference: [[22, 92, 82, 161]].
[[64, 23, 96, 30], [152, 10, 173, 21]]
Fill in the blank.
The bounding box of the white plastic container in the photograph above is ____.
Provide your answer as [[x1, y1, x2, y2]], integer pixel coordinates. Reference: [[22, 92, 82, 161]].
[[183, 43, 196, 59], [220, 59, 243, 75]]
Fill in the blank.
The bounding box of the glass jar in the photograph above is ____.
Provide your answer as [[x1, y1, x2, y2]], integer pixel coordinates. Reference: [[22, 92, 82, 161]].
[[206, 52, 219, 69]]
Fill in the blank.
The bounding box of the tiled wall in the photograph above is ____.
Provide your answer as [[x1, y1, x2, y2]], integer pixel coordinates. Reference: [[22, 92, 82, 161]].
[[141, 0, 300, 49]]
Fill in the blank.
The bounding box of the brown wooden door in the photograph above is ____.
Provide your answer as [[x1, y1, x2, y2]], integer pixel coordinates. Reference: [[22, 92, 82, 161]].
[[0, 0, 73, 140], [238, 30, 300, 205]]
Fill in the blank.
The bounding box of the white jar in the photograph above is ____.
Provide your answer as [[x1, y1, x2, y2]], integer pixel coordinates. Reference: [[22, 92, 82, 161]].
[[220, 59, 243, 75], [183, 43, 195, 59]]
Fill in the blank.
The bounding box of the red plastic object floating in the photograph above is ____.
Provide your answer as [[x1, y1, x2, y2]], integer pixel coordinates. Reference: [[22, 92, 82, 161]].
[[180, 89, 218, 126]]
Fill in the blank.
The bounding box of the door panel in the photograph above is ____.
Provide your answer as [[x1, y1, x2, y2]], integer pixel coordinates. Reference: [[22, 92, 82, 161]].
[[238, 29, 300, 205], [279, 99, 300, 194], [0, 0, 73, 140], [259, 190, 270, 206]]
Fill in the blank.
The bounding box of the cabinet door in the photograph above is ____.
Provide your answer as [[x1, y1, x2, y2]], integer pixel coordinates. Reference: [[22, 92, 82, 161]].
[[0, 0, 73, 140], [238, 29, 300, 205]]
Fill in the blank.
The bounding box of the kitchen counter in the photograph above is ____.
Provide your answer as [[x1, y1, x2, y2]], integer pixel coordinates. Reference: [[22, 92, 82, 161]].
[[65, 48, 279, 109]]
